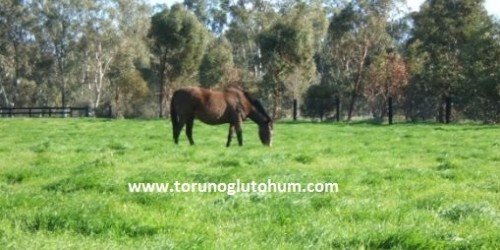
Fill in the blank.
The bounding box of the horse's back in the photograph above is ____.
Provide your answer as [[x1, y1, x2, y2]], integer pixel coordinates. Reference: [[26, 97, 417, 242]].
[[172, 87, 201, 111], [172, 87, 231, 124]]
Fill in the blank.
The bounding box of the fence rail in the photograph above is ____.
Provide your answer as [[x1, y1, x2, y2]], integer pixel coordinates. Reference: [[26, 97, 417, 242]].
[[0, 107, 91, 118], [299, 96, 455, 124]]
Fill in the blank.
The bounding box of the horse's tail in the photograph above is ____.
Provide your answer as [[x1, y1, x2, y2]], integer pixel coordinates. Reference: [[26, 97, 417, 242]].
[[170, 92, 179, 131]]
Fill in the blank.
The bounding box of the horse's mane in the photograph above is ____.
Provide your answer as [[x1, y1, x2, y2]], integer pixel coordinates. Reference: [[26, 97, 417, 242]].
[[222, 82, 272, 123], [224, 81, 244, 91], [243, 91, 272, 122]]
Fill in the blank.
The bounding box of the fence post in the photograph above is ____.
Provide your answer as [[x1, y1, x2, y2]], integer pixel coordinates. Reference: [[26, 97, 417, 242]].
[[335, 97, 340, 122], [293, 99, 297, 121], [86, 106, 91, 117], [9, 107, 13, 117], [388, 97, 393, 125], [445, 96, 451, 124], [108, 105, 112, 118]]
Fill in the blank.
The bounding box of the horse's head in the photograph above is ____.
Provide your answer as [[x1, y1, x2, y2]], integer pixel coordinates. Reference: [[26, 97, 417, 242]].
[[241, 90, 273, 146], [258, 120, 273, 146]]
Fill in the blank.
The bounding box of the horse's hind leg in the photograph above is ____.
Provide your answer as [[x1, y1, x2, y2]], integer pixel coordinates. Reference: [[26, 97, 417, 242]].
[[173, 120, 186, 144], [186, 118, 195, 145], [226, 125, 235, 147], [235, 122, 243, 146]]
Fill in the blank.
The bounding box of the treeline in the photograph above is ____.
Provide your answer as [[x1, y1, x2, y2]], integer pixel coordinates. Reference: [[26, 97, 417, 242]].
[[0, 0, 498, 122]]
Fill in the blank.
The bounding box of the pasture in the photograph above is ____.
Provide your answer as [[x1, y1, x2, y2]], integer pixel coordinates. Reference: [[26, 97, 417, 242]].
[[0, 118, 498, 249]]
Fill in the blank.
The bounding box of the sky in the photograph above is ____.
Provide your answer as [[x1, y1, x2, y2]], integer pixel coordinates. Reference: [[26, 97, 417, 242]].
[[149, 0, 500, 17]]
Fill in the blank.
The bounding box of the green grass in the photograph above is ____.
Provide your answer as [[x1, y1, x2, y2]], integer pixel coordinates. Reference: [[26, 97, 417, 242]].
[[0, 118, 498, 249]]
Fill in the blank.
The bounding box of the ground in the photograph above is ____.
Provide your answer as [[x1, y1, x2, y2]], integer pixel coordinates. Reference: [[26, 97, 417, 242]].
[[0, 118, 498, 249]]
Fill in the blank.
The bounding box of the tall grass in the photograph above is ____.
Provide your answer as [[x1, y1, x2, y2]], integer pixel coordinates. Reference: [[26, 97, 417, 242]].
[[0, 118, 498, 249]]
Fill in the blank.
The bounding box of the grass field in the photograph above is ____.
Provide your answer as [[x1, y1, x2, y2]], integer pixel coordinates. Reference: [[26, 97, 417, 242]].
[[0, 118, 498, 249]]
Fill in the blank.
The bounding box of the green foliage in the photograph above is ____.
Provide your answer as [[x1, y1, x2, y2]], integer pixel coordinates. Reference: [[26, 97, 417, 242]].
[[199, 37, 234, 88], [0, 0, 498, 123], [184, 0, 209, 26], [258, 3, 317, 118], [0, 119, 498, 248], [322, 0, 395, 120], [407, 0, 498, 122], [108, 51, 150, 118], [149, 4, 207, 83], [364, 51, 409, 119], [184, 0, 229, 34], [149, 3, 207, 116], [302, 84, 337, 120], [458, 19, 500, 122]]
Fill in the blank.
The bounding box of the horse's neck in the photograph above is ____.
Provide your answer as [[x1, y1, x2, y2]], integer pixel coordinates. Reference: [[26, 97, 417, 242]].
[[248, 110, 267, 126]]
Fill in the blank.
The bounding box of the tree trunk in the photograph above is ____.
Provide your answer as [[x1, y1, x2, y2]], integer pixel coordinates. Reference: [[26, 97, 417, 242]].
[[347, 90, 357, 121], [60, 77, 67, 107], [272, 89, 280, 120], [347, 42, 369, 121], [12, 41, 20, 105], [0, 82, 11, 107], [114, 83, 121, 118], [437, 99, 444, 123], [158, 48, 168, 118], [335, 96, 340, 122], [94, 41, 113, 109]]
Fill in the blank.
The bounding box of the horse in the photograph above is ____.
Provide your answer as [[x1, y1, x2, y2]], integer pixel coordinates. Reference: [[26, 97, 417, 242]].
[[170, 86, 273, 147]]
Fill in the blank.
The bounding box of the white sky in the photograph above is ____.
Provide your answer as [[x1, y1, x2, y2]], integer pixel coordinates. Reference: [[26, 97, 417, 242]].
[[149, 0, 500, 17]]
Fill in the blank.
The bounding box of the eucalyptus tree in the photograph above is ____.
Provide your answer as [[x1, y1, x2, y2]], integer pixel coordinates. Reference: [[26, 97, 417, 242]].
[[322, 0, 397, 120], [460, 19, 500, 122], [408, 0, 498, 122], [225, 0, 276, 82], [183, 0, 230, 34], [363, 50, 408, 119], [107, 50, 149, 118], [79, 0, 151, 109], [0, 0, 35, 106], [149, 4, 207, 117], [258, 2, 316, 118], [199, 37, 235, 88], [31, 0, 87, 107]]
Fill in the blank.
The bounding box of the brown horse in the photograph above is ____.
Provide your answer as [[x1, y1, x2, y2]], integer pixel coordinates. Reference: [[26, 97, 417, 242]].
[[170, 86, 273, 147]]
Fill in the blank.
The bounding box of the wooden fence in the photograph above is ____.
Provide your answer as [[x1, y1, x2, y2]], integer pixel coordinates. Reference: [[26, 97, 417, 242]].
[[0, 107, 92, 118], [296, 96, 453, 124]]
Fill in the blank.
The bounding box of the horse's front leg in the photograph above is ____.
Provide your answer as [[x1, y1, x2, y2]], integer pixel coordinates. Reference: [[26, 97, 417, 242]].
[[235, 122, 243, 146], [226, 125, 235, 147]]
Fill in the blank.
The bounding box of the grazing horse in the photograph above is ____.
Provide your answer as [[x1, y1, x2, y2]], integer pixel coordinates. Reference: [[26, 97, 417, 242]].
[[170, 86, 273, 147]]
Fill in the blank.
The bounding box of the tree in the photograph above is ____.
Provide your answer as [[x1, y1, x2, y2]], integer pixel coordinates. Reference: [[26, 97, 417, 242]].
[[32, 0, 86, 107], [149, 4, 207, 117], [199, 37, 235, 88], [79, 0, 151, 109], [107, 50, 150, 118], [184, 0, 230, 35], [364, 50, 408, 120], [302, 83, 336, 121], [0, 0, 35, 107], [459, 18, 500, 122], [407, 0, 495, 122], [258, 2, 316, 119], [323, 0, 396, 121], [225, 0, 276, 84]]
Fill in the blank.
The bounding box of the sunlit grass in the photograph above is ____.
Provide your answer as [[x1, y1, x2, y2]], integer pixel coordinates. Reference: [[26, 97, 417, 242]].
[[0, 118, 498, 249]]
